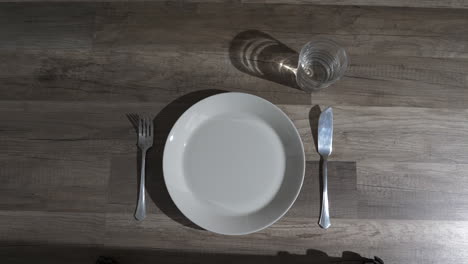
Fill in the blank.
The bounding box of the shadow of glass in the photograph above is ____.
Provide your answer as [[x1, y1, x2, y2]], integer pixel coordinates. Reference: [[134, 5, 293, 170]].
[[229, 30, 301, 90], [309, 105, 322, 153], [143, 89, 227, 230]]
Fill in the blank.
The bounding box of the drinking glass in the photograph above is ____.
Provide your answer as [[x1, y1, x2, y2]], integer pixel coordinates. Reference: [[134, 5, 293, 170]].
[[296, 38, 348, 91]]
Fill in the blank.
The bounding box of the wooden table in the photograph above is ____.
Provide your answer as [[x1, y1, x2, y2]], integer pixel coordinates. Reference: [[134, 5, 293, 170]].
[[1, 3, 468, 263]]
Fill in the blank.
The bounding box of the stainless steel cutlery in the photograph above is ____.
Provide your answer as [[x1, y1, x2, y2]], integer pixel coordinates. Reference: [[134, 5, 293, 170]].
[[317, 107, 333, 229], [135, 115, 154, 221]]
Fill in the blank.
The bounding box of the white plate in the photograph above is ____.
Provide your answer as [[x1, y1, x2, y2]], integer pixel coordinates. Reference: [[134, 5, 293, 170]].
[[163, 92, 305, 235]]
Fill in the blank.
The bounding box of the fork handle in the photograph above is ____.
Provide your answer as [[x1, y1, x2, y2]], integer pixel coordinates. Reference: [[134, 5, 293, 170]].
[[319, 157, 331, 229], [135, 149, 147, 221]]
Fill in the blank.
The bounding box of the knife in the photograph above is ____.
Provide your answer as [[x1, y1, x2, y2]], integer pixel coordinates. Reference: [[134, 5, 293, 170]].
[[317, 107, 333, 229]]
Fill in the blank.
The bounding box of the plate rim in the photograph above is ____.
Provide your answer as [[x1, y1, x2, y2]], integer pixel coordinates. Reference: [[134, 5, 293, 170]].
[[162, 92, 305, 235]]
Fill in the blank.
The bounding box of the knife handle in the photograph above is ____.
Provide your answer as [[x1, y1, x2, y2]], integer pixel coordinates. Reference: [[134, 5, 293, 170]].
[[319, 158, 331, 229]]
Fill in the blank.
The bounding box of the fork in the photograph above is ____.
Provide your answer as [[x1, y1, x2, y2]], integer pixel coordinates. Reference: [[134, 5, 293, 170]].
[[135, 115, 154, 221]]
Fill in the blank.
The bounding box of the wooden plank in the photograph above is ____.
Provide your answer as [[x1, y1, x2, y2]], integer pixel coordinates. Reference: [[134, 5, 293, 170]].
[[321, 55, 468, 109], [0, 211, 105, 245], [357, 185, 468, 221], [89, 3, 468, 62], [0, 101, 163, 160], [242, 0, 468, 9], [2, 4, 468, 107], [0, 3, 95, 50], [107, 159, 358, 218], [0, 244, 385, 264], [0, 0, 468, 10], [358, 161, 468, 194], [0, 245, 101, 264], [355, 161, 468, 221], [3, 101, 468, 180], [0, 157, 109, 213], [104, 216, 468, 263], [323, 106, 468, 163], [278, 104, 468, 163]]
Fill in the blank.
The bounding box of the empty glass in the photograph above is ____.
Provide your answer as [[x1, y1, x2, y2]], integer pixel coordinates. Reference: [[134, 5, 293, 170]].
[[296, 38, 348, 91]]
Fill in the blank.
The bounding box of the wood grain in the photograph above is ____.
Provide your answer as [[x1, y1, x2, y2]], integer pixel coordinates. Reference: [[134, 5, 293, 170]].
[[1, 2, 468, 264], [358, 161, 468, 194], [0, 244, 381, 264], [2, 4, 468, 107], [243, 0, 468, 9], [0, 211, 104, 245], [103, 216, 468, 263], [107, 159, 358, 217], [1, 0, 468, 10]]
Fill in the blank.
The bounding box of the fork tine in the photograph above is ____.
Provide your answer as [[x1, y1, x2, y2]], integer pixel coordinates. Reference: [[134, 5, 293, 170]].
[[147, 116, 151, 136], [139, 117, 143, 136], [145, 116, 149, 136], [149, 117, 153, 137], [146, 116, 150, 136]]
